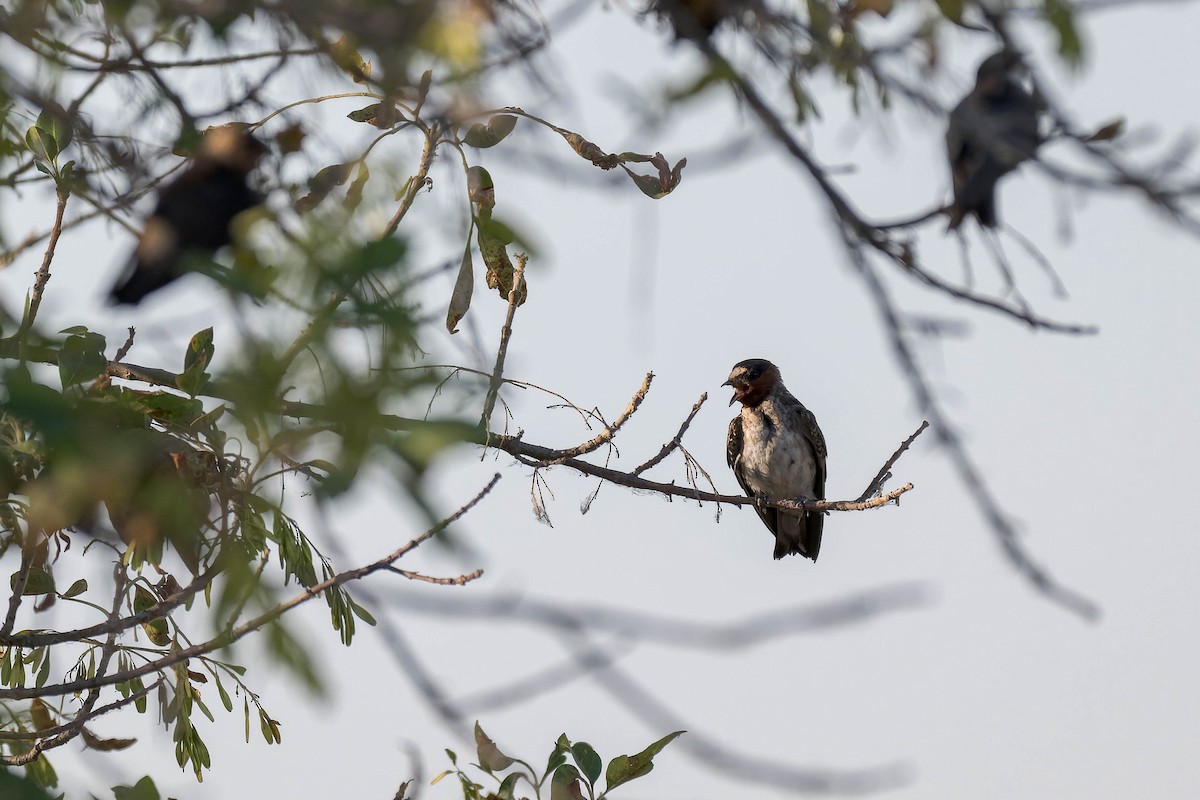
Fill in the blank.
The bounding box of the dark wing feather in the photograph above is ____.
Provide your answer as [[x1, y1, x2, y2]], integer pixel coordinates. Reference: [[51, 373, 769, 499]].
[[794, 403, 826, 560], [726, 415, 778, 534]]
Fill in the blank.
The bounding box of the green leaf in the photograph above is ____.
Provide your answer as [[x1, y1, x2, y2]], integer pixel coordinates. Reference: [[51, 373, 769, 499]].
[[496, 773, 520, 800], [346, 103, 399, 127], [112, 775, 161, 800], [571, 742, 602, 785], [11, 568, 55, 596], [36, 109, 73, 153], [463, 114, 518, 148], [58, 330, 107, 388], [183, 327, 215, 374], [550, 764, 585, 800], [347, 596, 377, 625], [934, 0, 964, 22], [603, 731, 685, 792], [132, 585, 170, 647], [475, 721, 515, 772], [344, 162, 370, 212], [1043, 0, 1084, 66], [544, 746, 568, 779], [61, 578, 87, 598], [294, 163, 353, 213], [467, 165, 495, 209], [0, 765, 58, 799], [446, 242, 474, 334], [25, 126, 59, 163]]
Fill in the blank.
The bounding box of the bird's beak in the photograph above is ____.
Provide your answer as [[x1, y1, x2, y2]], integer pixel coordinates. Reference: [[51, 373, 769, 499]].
[[722, 379, 738, 406]]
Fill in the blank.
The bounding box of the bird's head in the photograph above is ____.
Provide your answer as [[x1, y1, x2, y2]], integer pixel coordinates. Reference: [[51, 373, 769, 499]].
[[723, 358, 780, 408], [198, 123, 267, 174], [974, 49, 1026, 95]]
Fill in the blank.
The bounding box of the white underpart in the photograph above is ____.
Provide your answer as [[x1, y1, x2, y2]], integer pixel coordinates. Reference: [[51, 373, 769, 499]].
[[737, 393, 816, 502]]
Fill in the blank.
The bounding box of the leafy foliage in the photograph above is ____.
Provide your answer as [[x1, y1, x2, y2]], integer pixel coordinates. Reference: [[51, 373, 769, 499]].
[[429, 723, 684, 800]]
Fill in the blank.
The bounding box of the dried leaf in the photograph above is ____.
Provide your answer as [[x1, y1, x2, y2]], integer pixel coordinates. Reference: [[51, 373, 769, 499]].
[[81, 726, 137, 751], [475, 721, 515, 771], [621, 153, 687, 199], [30, 698, 55, 731], [1086, 117, 1125, 142], [446, 243, 474, 334], [562, 132, 620, 169]]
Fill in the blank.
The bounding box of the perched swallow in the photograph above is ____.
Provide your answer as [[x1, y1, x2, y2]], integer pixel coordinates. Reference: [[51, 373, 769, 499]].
[[725, 358, 827, 561], [109, 124, 265, 304], [946, 50, 1042, 230]]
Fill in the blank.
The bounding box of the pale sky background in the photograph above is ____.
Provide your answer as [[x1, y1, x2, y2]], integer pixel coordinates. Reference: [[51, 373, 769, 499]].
[[3, 1, 1200, 798]]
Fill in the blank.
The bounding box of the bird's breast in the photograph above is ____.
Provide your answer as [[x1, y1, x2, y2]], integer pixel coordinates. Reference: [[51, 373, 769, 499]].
[[737, 405, 817, 499]]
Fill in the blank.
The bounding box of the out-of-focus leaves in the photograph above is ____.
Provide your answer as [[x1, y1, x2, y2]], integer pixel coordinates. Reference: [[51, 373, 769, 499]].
[[177, 327, 213, 396], [446, 242, 474, 334], [0, 767, 57, 800], [330, 35, 371, 83], [934, 0, 964, 22], [1043, 0, 1084, 66], [112, 775, 161, 800], [344, 162, 370, 212], [118, 389, 204, 425], [346, 103, 401, 128], [275, 123, 306, 153], [467, 165, 495, 208], [29, 698, 54, 731], [463, 114, 518, 148], [604, 730, 684, 792], [133, 584, 171, 646], [846, 0, 892, 18], [294, 163, 354, 213], [182, 327, 214, 374], [58, 328, 106, 389], [475, 721, 515, 771]]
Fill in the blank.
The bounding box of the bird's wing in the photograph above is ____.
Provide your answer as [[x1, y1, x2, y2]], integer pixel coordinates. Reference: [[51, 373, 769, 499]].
[[727, 415, 778, 533], [796, 404, 827, 500]]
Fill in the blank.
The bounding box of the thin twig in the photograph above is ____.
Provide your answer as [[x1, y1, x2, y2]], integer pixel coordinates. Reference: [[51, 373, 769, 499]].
[[481, 254, 528, 428], [856, 421, 929, 502], [632, 392, 707, 476]]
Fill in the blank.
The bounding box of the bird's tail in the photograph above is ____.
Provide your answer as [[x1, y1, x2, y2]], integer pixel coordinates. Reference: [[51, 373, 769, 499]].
[[773, 511, 822, 561]]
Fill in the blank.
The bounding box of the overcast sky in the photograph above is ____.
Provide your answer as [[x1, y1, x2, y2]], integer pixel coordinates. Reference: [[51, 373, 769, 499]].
[[3, 1, 1200, 798]]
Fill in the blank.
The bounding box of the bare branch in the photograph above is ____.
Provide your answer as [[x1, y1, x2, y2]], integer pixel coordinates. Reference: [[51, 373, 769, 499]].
[[633, 392, 707, 476], [481, 254, 529, 428]]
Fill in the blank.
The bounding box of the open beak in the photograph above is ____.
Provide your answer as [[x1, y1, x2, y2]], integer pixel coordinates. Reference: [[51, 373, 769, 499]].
[[722, 379, 738, 406]]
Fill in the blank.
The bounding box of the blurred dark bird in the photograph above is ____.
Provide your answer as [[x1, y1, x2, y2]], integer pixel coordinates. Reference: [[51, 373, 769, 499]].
[[655, 0, 740, 40], [725, 358, 827, 561], [109, 124, 265, 304], [946, 50, 1043, 230]]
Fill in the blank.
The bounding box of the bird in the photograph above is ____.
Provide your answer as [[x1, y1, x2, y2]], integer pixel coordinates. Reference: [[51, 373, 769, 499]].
[[108, 123, 266, 304], [945, 49, 1043, 230], [655, 0, 740, 40], [724, 358, 827, 561]]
